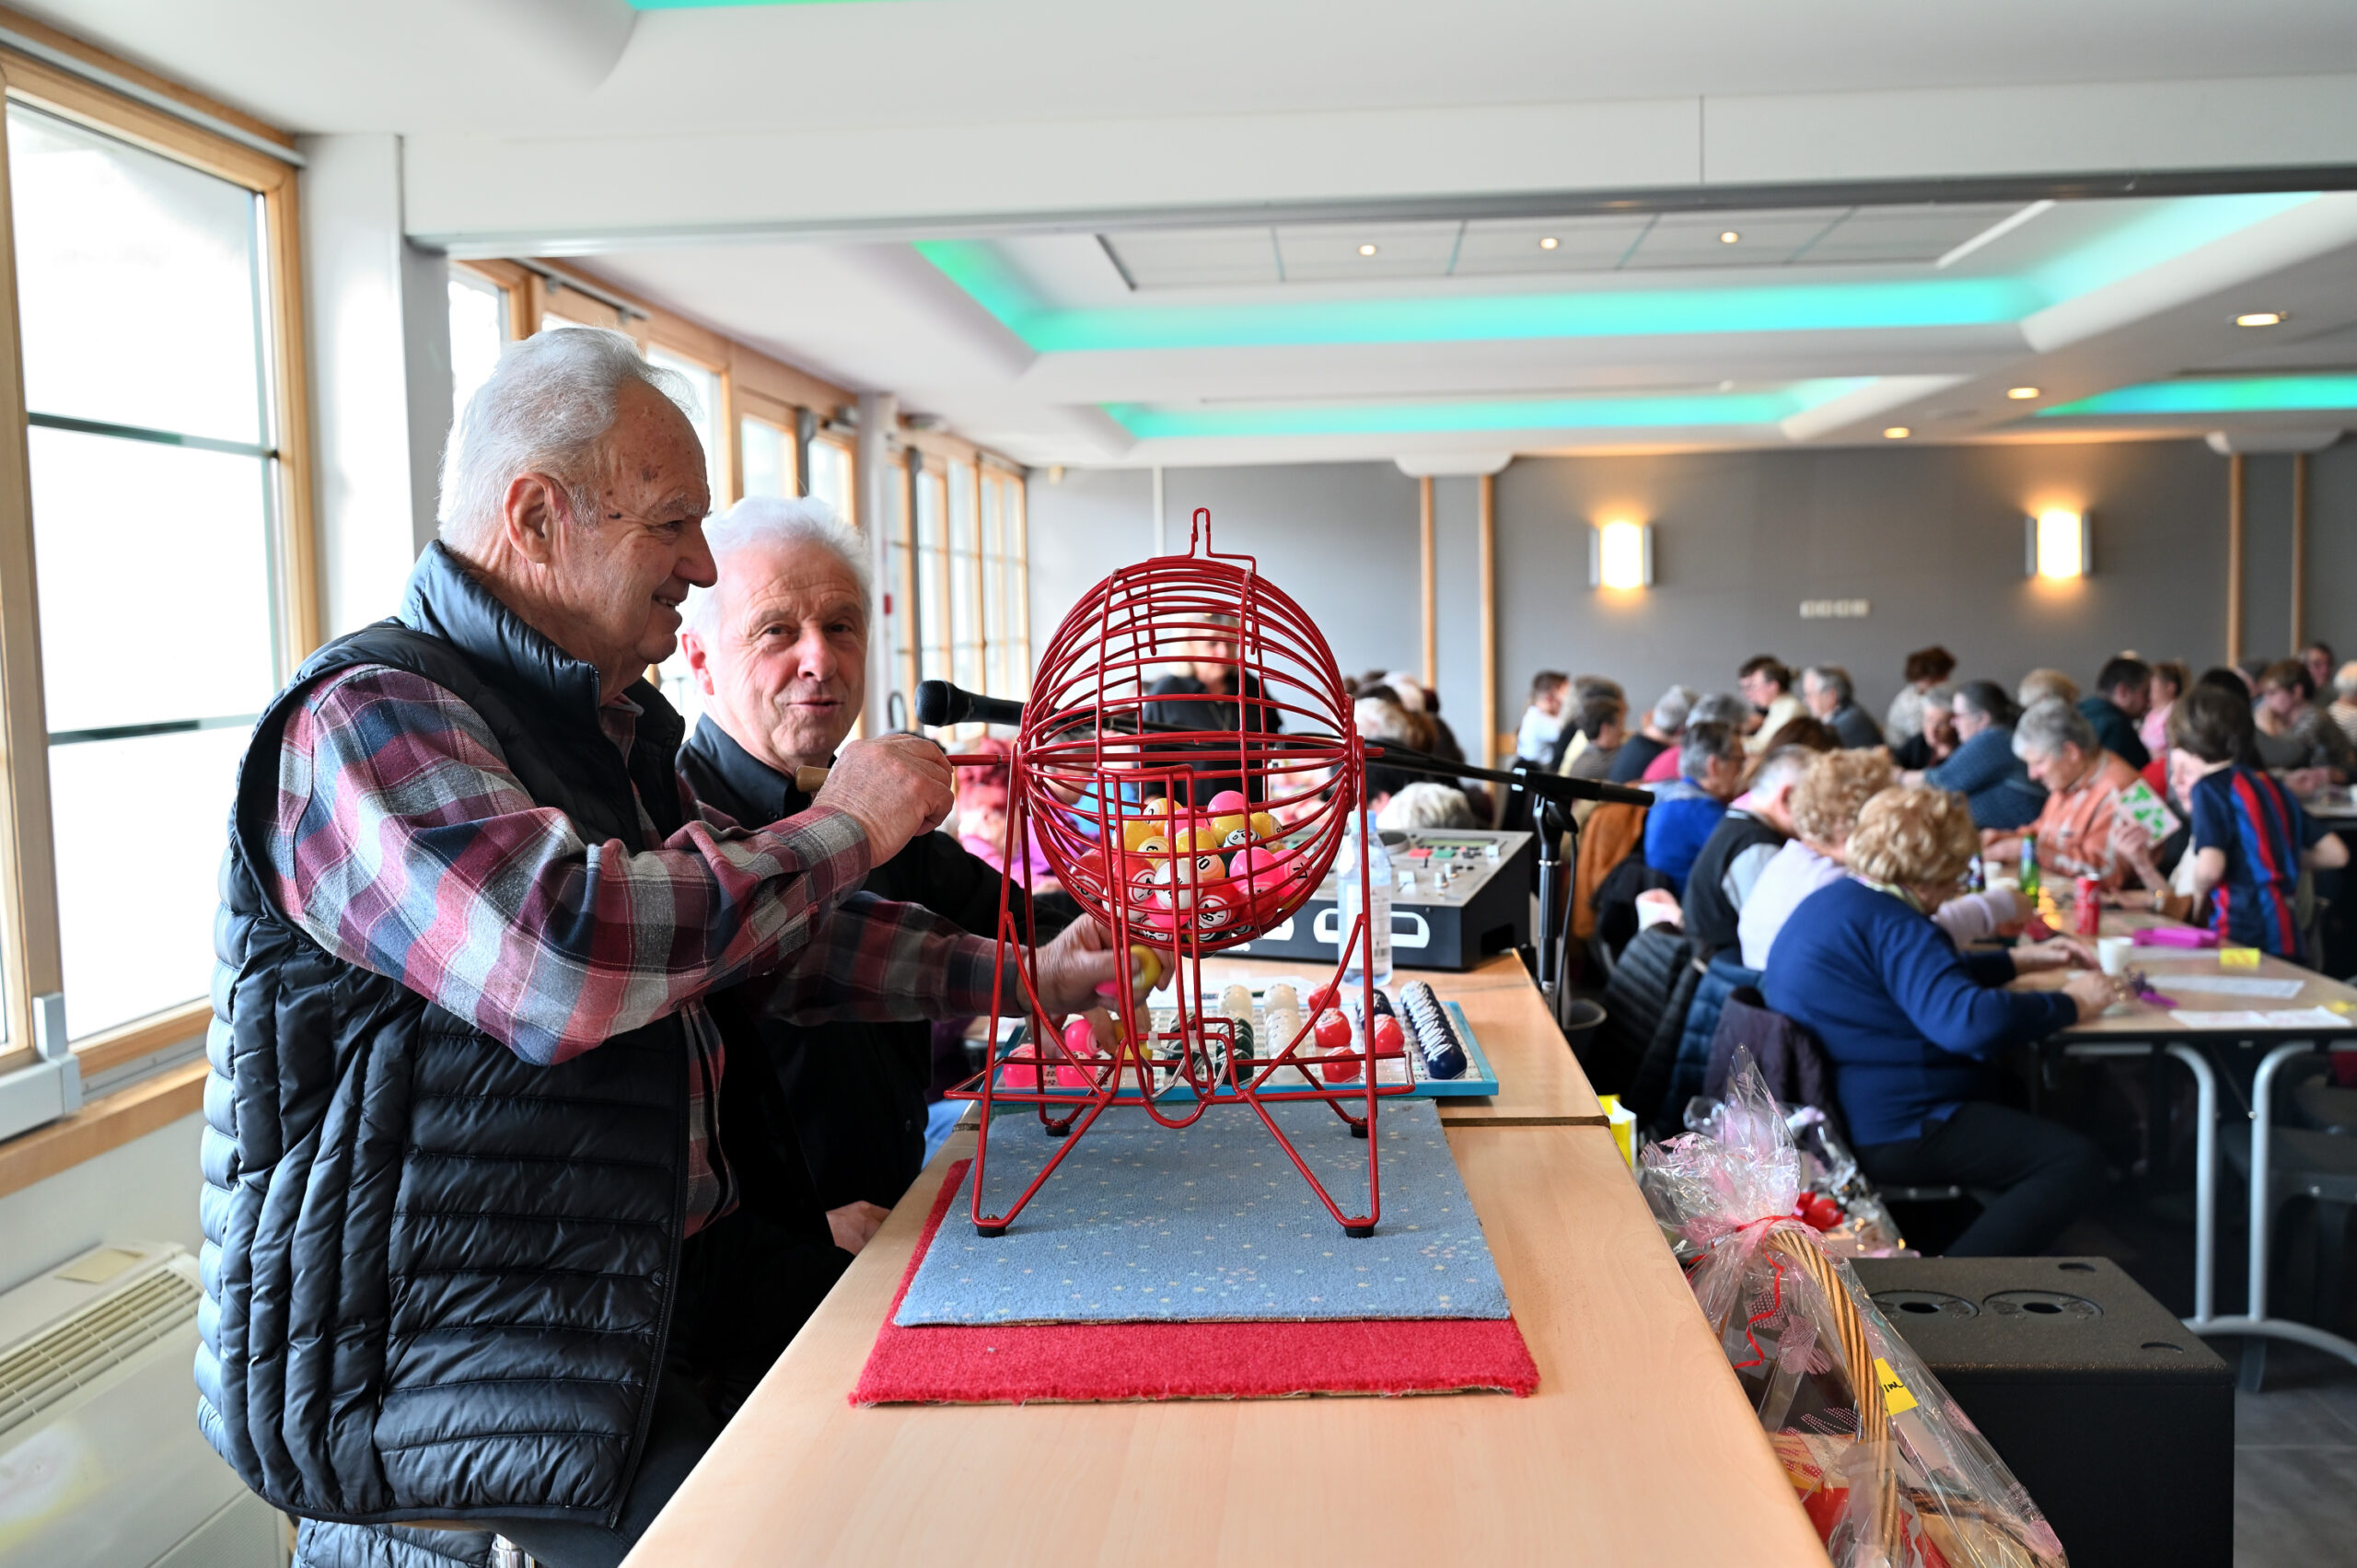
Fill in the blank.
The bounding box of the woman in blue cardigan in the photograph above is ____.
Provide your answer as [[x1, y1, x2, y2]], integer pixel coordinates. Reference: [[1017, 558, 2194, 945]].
[[1762, 786, 2117, 1255]]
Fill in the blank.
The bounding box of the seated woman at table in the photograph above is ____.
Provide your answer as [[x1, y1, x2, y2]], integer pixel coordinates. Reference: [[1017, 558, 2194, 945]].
[[2252, 658, 2357, 789], [1909, 681, 2044, 830], [1986, 698, 2176, 900], [1762, 788, 2115, 1256], [1738, 750, 2025, 969], [2173, 683, 2350, 961]]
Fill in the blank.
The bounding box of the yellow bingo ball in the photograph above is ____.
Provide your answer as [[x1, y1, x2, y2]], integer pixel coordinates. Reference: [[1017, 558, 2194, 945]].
[[1248, 811, 1282, 842], [1211, 812, 1251, 849], [1121, 819, 1162, 852], [1130, 944, 1166, 992], [1132, 834, 1171, 859], [1141, 796, 1177, 820]]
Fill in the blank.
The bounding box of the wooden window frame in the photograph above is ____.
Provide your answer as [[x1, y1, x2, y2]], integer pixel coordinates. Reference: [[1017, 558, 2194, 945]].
[[0, 42, 316, 1079]]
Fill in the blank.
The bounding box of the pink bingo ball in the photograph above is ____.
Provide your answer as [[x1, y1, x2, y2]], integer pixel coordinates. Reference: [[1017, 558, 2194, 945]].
[[1206, 790, 1249, 815]]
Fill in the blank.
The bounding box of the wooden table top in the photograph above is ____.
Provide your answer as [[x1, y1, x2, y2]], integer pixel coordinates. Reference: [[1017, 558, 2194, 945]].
[[621, 1122, 1827, 1568], [1186, 951, 1608, 1127], [2010, 898, 2357, 1039]]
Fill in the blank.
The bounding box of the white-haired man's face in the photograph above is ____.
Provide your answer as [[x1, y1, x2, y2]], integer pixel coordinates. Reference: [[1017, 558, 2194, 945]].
[[679, 536, 867, 772], [488, 379, 714, 700]]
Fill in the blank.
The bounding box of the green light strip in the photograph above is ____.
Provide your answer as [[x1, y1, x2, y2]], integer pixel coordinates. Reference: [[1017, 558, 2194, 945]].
[[914, 191, 2321, 356], [2038, 375, 2357, 417], [1109, 379, 1872, 439]]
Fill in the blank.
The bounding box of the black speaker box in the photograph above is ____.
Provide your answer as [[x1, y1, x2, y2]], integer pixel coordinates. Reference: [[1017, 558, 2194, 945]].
[[1849, 1256, 2232, 1568]]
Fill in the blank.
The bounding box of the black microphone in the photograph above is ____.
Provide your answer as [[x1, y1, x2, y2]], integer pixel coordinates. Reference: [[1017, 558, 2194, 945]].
[[914, 679, 1027, 729]]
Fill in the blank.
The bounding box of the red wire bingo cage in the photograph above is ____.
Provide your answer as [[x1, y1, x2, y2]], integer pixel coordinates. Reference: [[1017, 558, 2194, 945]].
[[948, 508, 1411, 1237]]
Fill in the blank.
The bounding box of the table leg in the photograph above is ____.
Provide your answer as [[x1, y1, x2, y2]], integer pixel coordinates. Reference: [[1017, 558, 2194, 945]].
[[2165, 1044, 2217, 1325], [2183, 1040, 2357, 1385]]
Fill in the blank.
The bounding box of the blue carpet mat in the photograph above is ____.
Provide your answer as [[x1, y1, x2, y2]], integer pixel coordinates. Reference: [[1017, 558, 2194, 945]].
[[894, 1098, 1510, 1325]]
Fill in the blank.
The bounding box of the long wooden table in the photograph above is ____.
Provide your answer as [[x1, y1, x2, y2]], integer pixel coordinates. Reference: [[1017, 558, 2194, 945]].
[[621, 1118, 1828, 1566], [2011, 896, 2357, 1379]]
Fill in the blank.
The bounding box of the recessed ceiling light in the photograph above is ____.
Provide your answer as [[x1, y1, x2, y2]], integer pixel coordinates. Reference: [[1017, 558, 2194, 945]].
[[1358, 243, 1377, 256], [1719, 230, 1740, 244], [1883, 426, 1911, 439], [2235, 310, 2286, 327], [2006, 386, 2041, 401], [1538, 236, 1559, 250]]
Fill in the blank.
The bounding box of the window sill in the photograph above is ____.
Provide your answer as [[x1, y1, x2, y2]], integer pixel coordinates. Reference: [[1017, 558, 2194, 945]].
[[75, 999, 209, 1078], [0, 1058, 206, 1201]]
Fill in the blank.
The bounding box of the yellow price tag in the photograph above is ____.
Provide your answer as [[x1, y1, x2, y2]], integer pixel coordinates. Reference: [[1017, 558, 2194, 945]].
[[1873, 1356, 1920, 1416], [2221, 947, 2261, 969]]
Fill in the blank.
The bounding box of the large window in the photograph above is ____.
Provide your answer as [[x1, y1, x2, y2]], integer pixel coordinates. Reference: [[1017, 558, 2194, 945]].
[[738, 412, 795, 501], [447, 268, 507, 416], [982, 466, 1030, 700], [807, 436, 853, 521], [0, 79, 310, 1057]]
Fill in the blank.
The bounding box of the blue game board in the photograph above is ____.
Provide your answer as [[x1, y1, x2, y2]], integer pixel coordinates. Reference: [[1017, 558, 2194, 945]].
[[893, 1098, 1511, 1326]]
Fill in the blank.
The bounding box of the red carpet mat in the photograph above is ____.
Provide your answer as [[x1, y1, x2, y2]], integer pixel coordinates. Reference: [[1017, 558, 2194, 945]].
[[851, 1162, 1539, 1406]]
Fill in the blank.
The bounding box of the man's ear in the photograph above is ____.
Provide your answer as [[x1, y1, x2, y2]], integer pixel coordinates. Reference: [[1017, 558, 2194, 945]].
[[679, 628, 717, 697], [503, 472, 565, 565]]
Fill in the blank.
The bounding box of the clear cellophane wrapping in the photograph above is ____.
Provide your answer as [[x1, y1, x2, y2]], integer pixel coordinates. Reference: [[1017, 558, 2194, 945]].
[[1640, 1056, 2069, 1568]]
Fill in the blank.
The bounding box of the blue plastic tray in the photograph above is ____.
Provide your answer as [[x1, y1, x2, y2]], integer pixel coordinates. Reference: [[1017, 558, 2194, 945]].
[[983, 995, 1499, 1105]]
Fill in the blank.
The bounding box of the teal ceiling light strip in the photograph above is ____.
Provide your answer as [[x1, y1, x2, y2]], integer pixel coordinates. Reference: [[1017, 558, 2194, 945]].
[[2038, 375, 2357, 418], [918, 240, 2031, 351], [1109, 378, 1872, 440], [2027, 192, 2317, 300], [914, 191, 2321, 356]]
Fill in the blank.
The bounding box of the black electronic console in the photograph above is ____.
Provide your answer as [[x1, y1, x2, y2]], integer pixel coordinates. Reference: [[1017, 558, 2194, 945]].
[[1228, 828, 1533, 972]]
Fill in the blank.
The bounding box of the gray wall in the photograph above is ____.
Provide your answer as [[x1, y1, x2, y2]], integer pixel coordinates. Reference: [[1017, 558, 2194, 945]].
[[1027, 438, 2357, 754]]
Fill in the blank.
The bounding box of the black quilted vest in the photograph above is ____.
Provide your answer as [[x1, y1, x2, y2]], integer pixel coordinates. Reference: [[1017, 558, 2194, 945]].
[[197, 543, 691, 1529]]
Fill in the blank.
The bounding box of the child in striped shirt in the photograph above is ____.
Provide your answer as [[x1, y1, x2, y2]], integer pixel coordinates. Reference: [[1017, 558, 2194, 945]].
[[2173, 684, 2349, 959]]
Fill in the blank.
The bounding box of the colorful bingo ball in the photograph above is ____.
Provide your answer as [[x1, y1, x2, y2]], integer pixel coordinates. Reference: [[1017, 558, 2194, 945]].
[[1248, 811, 1282, 842], [1120, 819, 1163, 853], [1307, 983, 1339, 1016], [1125, 863, 1159, 907], [1207, 790, 1249, 814], [1370, 1015, 1406, 1058], [1211, 813, 1252, 850], [1141, 796, 1177, 819], [1312, 1007, 1353, 1051], [1150, 860, 1197, 911], [1193, 887, 1240, 934]]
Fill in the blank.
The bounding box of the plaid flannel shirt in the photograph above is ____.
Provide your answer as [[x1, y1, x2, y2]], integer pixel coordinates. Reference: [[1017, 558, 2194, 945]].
[[266, 665, 1007, 1233]]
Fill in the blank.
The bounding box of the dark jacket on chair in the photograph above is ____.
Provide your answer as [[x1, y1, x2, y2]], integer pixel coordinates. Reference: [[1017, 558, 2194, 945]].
[[1705, 986, 1839, 1123], [1647, 953, 1763, 1135], [1586, 925, 1695, 1097]]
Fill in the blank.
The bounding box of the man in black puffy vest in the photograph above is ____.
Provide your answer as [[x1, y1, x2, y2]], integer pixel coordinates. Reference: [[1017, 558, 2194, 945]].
[[203, 329, 1124, 1568], [673, 493, 1074, 1328]]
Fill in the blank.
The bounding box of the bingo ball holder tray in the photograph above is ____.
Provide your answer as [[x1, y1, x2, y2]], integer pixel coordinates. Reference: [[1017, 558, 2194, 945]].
[[934, 510, 1633, 1241]]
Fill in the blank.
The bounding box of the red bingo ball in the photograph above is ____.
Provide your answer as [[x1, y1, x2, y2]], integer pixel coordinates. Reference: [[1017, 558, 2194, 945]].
[[1371, 1015, 1406, 1058], [1312, 1007, 1353, 1051]]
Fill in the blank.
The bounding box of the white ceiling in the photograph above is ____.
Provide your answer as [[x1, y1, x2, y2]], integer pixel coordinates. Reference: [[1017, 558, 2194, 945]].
[[28, 0, 2357, 467]]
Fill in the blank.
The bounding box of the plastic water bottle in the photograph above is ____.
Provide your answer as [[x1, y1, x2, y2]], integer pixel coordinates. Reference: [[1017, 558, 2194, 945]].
[[2018, 835, 2042, 901], [1339, 809, 1395, 989]]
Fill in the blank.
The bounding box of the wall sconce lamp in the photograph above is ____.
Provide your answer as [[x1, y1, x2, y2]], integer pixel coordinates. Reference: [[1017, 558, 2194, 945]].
[[2026, 508, 2089, 580], [1590, 519, 1654, 590]]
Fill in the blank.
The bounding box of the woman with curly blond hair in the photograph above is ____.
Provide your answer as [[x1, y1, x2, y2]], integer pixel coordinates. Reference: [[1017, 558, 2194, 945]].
[[1762, 788, 2114, 1255], [1732, 748, 2015, 967]]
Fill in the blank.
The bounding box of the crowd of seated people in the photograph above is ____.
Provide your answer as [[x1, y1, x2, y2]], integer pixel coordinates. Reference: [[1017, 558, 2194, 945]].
[[1498, 639, 2357, 1258]]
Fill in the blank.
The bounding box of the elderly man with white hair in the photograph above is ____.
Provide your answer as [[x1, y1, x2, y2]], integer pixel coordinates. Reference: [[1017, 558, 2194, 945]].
[[201, 330, 1125, 1568], [674, 495, 1073, 1294]]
